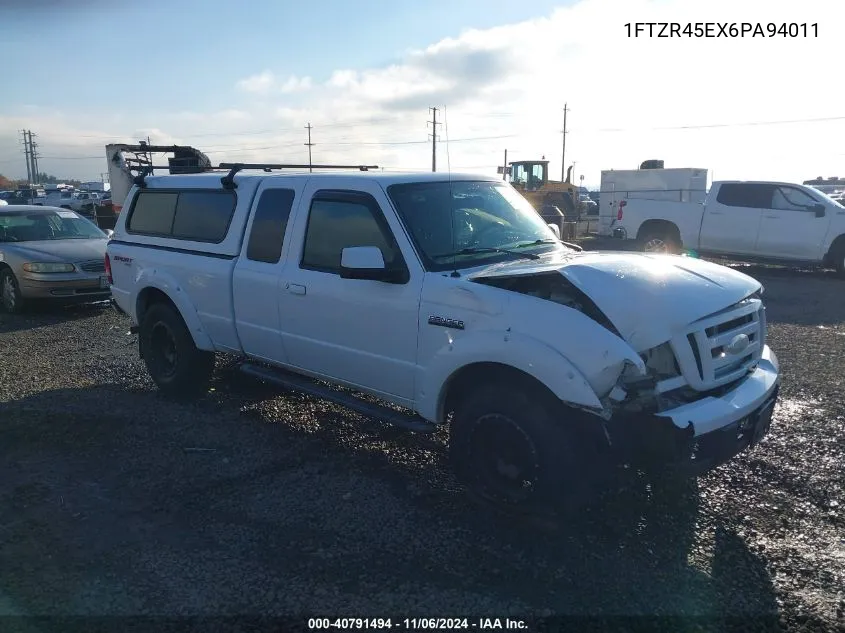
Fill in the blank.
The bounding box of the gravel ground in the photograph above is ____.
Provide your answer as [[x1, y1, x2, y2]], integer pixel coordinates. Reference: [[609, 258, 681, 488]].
[[1, 257, 843, 633]]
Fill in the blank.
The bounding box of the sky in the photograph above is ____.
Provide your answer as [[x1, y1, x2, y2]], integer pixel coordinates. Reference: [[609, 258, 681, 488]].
[[0, 0, 842, 188]]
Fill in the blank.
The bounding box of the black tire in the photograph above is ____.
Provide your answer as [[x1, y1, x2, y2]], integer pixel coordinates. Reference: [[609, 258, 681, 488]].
[[449, 381, 597, 517], [0, 268, 24, 314], [640, 226, 680, 254], [832, 242, 845, 279], [138, 302, 215, 398]]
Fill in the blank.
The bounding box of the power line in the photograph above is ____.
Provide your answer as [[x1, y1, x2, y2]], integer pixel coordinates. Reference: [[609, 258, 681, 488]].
[[591, 115, 845, 133], [32, 133, 521, 159]]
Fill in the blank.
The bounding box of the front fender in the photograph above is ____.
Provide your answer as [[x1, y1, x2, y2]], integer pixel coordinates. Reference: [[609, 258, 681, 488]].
[[132, 267, 215, 352], [416, 330, 609, 423]]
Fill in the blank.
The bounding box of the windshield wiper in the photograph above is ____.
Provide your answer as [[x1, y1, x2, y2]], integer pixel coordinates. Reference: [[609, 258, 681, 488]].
[[513, 239, 558, 248], [431, 247, 541, 261], [515, 238, 584, 252]]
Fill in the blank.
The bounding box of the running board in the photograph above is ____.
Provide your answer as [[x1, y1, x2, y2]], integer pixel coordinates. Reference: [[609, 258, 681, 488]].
[[238, 363, 436, 434]]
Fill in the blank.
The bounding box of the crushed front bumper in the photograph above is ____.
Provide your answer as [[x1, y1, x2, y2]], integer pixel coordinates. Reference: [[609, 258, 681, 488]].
[[604, 346, 780, 477]]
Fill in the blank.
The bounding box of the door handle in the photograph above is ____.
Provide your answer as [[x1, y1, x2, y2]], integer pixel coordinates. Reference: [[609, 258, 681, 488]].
[[764, 215, 779, 219], [286, 283, 306, 296]]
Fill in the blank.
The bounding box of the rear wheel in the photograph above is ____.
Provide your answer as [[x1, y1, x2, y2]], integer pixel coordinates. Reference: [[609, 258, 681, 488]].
[[449, 381, 595, 517], [0, 269, 24, 314], [139, 302, 215, 398], [640, 226, 680, 254]]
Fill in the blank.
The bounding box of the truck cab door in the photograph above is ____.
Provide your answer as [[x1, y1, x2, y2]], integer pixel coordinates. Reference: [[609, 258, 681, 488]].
[[754, 185, 832, 260], [275, 178, 423, 405], [232, 182, 303, 364], [698, 183, 769, 255]]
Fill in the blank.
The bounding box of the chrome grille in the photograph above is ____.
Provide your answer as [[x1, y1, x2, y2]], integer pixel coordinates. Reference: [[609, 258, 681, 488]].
[[78, 259, 105, 273], [671, 298, 765, 391]]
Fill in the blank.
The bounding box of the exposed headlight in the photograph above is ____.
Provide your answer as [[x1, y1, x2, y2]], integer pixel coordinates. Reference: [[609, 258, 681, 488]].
[[22, 262, 75, 273]]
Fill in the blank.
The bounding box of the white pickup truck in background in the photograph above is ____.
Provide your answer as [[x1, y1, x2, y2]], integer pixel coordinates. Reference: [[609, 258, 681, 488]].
[[609, 180, 845, 276], [105, 145, 781, 518]]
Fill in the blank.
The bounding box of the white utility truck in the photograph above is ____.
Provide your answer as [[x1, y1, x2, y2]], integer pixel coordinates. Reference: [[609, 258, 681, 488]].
[[604, 168, 845, 276], [105, 145, 781, 516], [598, 166, 708, 237]]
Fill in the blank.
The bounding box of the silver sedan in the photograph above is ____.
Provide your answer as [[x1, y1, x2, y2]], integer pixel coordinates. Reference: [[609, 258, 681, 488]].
[[0, 205, 113, 313]]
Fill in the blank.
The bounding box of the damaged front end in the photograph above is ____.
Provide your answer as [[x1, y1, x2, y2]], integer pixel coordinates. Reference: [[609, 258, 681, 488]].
[[470, 265, 777, 479], [599, 337, 777, 478]]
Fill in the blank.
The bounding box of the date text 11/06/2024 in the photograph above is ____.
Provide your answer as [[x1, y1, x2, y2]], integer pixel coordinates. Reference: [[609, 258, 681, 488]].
[[624, 22, 818, 38], [308, 618, 527, 630]]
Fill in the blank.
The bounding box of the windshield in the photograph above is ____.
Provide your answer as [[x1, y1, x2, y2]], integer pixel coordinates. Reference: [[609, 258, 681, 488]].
[[0, 210, 106, 242], [387, 180, 565, 271], [808, 186, 845, 208]]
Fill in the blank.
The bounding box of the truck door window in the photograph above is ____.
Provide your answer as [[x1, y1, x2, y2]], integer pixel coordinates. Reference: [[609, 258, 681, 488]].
[[715, 183, 775, 209], [772, 186, 817, 211], [246, 188, 295, 263], [300, 193, 400, 274]]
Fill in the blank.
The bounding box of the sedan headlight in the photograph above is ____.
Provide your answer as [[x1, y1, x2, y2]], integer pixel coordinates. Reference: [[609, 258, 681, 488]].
[[22, 262, 75, 273]]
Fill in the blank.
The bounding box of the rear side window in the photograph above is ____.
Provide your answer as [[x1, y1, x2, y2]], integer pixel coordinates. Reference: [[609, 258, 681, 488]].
[[715, 183, 774, 209], [127, 191, 178, 234], [127, 190, 236, 242], [246, 188, 296, 263]]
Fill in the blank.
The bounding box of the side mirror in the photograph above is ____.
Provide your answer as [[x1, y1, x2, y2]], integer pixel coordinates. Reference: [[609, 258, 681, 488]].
[[339, 246, 401, 282], [104, 229, 114, 239], [812, 203, 826, 218], [547, 223, 561, 239]]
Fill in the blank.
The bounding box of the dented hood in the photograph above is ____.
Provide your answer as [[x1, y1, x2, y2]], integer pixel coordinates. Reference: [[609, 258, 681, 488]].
[[467, 250, 761, 351]]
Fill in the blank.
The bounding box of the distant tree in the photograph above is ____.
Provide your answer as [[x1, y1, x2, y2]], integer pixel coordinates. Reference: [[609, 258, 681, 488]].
[[0, 174, 12, 189], [33, 173, 82, 187]]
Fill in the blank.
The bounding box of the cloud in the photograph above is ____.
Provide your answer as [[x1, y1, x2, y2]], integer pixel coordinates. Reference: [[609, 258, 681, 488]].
[[2, 0, 843, 184], [235, 71, 312, 95], [279, 76, 313, 94], [236, 70, 275, 94]]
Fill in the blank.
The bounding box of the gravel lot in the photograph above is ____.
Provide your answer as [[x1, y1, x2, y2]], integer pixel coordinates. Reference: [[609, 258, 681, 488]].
[[1, 256, 843, 632]]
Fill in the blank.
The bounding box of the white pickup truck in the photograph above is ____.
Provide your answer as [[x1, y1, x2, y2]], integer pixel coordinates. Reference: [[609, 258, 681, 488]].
[[610, 180, 845, 275], [105, 150, 780, 515]]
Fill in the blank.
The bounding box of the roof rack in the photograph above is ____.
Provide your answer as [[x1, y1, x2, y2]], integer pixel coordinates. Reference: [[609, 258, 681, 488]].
[[218, 163, 379, 189]]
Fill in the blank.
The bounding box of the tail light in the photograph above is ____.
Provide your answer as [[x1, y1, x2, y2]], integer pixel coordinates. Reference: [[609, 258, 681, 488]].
[[104, 253, 113, 285], [617, 200, 627, 221]]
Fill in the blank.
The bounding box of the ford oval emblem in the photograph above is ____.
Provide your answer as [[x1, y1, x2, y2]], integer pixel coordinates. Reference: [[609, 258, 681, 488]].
[[726, 333, 750, 355]]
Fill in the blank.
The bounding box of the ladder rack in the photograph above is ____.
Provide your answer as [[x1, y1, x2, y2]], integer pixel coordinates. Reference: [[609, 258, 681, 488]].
[[218, 163, 380, 189]]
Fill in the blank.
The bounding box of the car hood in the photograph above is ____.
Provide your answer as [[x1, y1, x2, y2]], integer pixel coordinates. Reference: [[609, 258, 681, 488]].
[[467, 250, 761, 351], [1, 239, 107, 264]]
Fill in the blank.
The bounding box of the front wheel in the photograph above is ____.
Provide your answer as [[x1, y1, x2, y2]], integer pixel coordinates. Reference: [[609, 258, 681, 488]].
[[832, 243, 845, 279], [0, 268, 24, 314], [138, 302, 215, 398], [449, 382, 594, 517]]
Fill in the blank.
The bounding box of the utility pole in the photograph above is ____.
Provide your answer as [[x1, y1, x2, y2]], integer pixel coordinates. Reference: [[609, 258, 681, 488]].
[[304, 123, 314, 173], [561, 103, 568, 182], [428, 107, 440, 172], [28, 131, 40, 183], [502, 148, 508, 181], [20, 130, 32, 183]]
